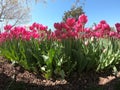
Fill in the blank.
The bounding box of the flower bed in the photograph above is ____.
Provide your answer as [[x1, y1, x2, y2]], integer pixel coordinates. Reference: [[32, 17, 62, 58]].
[[0, 14, 120, 79]]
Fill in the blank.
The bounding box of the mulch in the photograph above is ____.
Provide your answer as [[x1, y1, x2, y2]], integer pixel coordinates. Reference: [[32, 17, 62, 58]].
[[0, 56, 120, 90]]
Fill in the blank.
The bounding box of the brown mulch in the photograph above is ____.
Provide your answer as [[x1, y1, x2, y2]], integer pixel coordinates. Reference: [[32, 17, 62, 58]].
[[0, 56, 120, 90]]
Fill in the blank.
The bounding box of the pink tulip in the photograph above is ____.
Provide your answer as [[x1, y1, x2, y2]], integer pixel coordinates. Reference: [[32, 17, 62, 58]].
[[32, 33, 40, 39], [61, 22, 69, 30], [115, 23, 120, 33], [74, 22, 83, 32], [100, 20, 107, 24], [54, 23, 62, 30], [61, 33, 67, 39], [109, 31, 116, 37], [66, 18, 76, 27], [32, 22, 37, 27], [84, 28, 91, 33], [78, 14, 88, 24], [94, 32, 102, 38], [92, 26, 97, 31], [29, 25, 34, 30], [4, 25, 12, 31], [40, 25, 48, 31], [103, 24, 110, 31]]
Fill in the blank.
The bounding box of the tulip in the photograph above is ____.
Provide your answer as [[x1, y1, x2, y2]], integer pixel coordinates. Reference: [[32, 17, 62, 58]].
[[78, 14, 88, 24], [115, 23, 120, 33]]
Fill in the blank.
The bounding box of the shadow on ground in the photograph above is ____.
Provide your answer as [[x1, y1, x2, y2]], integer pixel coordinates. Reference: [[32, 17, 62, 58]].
[[0, 72, 120, 90]]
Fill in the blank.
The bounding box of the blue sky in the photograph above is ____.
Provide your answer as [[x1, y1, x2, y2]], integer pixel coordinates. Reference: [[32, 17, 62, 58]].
[[30, 0, 120, 29]]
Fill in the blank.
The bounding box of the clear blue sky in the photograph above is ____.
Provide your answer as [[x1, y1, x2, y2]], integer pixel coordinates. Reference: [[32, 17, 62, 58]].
[[30, 0, 120, 29]]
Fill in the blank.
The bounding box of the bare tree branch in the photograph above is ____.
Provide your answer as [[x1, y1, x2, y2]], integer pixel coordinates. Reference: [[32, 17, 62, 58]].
[[0, 0, 30, 26]]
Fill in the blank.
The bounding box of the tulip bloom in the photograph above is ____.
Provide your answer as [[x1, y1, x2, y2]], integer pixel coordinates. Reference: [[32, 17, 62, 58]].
[[78, 14, 88, 24], [4, 25, 12, 32], [115, 23, 120, 33], [66, 18, 76, 27]]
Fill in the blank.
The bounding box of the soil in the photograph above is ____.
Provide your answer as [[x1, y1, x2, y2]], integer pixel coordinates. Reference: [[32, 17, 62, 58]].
[[0, 56, 120, 90]]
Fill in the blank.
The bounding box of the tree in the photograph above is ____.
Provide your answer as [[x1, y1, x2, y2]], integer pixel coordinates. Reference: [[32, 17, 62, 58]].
[[62, 6, 84, 21], [19, 0, 83, 5], [0, 0, 30, 26]]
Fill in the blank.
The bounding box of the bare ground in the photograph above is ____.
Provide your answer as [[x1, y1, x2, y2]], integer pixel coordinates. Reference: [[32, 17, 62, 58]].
[[0, 56, 120, 90]]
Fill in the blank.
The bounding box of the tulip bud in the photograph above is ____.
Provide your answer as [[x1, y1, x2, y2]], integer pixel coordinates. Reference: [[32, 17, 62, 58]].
[[84, 40, 89, 46], [91, 36, 94, 42], [103, 48, 107, 53]]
